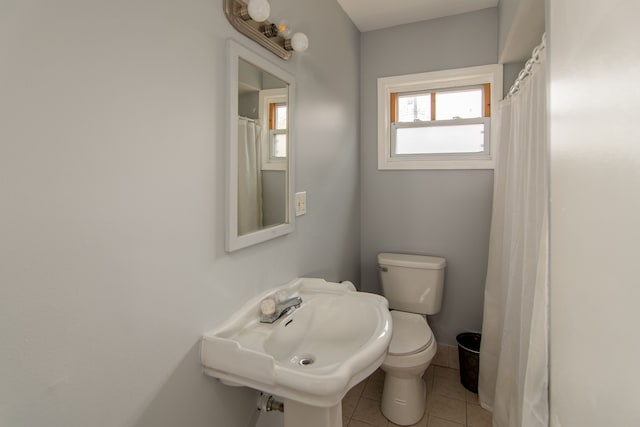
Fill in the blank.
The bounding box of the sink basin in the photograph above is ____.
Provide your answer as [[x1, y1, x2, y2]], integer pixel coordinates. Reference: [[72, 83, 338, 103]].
[[201, 278, 392, 407]]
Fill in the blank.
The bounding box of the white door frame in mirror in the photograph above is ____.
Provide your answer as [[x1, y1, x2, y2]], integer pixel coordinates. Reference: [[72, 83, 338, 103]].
[[226, 39, 296, 252]]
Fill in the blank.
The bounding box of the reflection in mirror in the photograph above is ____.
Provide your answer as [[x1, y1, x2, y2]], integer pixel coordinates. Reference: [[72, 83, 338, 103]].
[[226, 40, 295, 252], [237, 59, 288, 235]]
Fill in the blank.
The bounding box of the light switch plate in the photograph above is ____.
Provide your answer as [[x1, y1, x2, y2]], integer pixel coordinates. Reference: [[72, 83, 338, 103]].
[[295, 192, 307, 216]]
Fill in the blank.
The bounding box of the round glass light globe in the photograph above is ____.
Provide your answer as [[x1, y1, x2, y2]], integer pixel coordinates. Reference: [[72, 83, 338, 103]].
[[290, 32, 309, 52], [247, 0, 270, 22]]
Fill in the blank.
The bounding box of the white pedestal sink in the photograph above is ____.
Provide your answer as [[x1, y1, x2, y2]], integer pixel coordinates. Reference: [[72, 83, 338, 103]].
[[283, 399, 342, 427], [201, 278, 392, 427]]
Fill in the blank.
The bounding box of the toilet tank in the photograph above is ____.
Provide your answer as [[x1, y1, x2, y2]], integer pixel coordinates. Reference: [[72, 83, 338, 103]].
[[377, 253, 446, 315]]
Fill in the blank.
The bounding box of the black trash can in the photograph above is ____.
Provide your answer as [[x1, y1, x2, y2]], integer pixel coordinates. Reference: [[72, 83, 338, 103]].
[[456, 332, 481, 393]]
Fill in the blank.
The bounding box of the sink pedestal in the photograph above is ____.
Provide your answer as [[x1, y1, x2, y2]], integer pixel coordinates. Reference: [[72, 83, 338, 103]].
[[284, 399, 342, 427]]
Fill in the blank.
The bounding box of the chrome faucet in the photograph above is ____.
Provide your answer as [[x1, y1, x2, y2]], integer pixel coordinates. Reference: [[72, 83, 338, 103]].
[[260, 296, 302, 323]]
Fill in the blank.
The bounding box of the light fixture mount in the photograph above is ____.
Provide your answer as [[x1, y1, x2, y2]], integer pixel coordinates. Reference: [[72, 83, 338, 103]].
[[224, 0, 308, 60], [224, 0, 291, 60]]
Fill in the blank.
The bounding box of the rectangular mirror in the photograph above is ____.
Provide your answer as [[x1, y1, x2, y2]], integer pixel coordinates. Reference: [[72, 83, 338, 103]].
[[226, 40, 295, 252]]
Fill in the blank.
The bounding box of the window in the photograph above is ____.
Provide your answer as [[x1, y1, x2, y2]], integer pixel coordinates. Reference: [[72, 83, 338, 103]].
[[269, 102, 287, 159], [259, 88, 288, 170], [378, 64, 502, 170]]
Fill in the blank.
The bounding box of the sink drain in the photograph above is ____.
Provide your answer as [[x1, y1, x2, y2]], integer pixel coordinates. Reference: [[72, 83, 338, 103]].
[[298, 357, 314, 366], [297, 357, 314, 366]]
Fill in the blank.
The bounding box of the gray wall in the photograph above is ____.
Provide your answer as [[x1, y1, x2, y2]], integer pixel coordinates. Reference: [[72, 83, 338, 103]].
[[498, 0, 544, 63], [499, 0, 521, 57], [549, 0, 640, 425], [498, 0, 544, 99], [0, 1, 360, 427], [503, 61, 525, 97], [360, 8, 498, 346], [262, 170, 286, 227], [238, 91, 259, 119]]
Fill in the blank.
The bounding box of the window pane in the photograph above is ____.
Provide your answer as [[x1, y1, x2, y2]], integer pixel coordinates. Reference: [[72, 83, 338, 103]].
[[272, 134, 287, 158], [435, 89, 482, 120], [275, 104, 287, 129], [398, 93, 431, 122], [395, 124, 485, 154]]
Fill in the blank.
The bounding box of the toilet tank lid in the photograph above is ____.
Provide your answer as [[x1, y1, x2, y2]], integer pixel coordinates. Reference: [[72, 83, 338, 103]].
[[377, 253, 446, 269]]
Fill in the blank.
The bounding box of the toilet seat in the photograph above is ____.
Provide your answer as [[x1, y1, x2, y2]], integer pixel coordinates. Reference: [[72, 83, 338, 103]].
[[388, 311, 434, 356]]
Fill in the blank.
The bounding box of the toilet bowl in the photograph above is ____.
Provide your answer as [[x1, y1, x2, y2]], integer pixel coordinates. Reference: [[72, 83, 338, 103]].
[[377, 252, 446, 426], [380, 310, 437, 425]]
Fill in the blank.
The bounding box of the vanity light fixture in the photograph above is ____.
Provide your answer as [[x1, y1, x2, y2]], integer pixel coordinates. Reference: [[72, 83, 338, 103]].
[[284, 33, 309, 52], [224, 0, 309, 60], [260, 23, 279, 38], [276, 20, 291, 38], [246, 0, 270, 22]]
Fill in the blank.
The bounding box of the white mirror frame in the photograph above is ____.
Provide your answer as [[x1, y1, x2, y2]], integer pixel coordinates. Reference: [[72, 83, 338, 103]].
[[226, 40, 296, 252]]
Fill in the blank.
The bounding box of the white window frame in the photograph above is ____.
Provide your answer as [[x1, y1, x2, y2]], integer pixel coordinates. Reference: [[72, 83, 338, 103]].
[[378, 64, 503, 170], [269, 103, 287, 159], [259, 88, 288, 171]]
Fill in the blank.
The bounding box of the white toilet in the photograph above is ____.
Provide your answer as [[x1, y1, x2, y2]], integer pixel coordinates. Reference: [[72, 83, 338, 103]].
[[377, 252, 446, 426]]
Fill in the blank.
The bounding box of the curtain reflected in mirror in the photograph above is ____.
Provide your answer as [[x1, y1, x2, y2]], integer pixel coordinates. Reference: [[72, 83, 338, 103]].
[[237, 118, 262, 234], [237, 58, 289, 236]]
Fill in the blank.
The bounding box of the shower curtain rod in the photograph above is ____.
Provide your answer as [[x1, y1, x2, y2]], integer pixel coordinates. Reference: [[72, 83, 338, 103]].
[[505, 33, 546, 100]]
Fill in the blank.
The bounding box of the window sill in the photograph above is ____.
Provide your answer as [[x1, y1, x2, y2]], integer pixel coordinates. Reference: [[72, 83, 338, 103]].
[[378, 156, 495, 170]]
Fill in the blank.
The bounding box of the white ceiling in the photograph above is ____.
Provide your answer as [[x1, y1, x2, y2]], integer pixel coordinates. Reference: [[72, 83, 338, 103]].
[[336, 0, 499, 32]]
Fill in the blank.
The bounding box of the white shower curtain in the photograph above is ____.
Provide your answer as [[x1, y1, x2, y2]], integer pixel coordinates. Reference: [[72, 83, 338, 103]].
[[237, 118, 262, 235], [478, 46, 548, 427]]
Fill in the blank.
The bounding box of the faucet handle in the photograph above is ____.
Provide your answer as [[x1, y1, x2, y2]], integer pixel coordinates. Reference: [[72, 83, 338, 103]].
[[273, 290, 288, 304], [260, 298, 276, 317]]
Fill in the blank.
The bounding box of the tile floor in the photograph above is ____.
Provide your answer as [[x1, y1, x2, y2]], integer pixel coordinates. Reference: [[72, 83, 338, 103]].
[[341, 346, 492, 427]]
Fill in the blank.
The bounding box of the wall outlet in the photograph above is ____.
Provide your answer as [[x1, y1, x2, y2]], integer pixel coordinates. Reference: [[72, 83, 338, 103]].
[[295, 192, 307, 216]]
